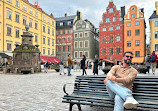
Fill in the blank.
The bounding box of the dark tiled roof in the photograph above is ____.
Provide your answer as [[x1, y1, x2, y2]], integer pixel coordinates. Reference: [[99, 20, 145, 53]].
[[55, 15, 76, 29], [149, 11, 158, 19], [0, 53, 11, 58], [56, 15, 76, 21]]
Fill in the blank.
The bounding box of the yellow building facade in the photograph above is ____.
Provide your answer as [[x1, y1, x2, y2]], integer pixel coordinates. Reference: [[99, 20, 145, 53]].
[[0, 0, 56, 56], [149, 2, 158, 55], [124, 5, 146, 63]]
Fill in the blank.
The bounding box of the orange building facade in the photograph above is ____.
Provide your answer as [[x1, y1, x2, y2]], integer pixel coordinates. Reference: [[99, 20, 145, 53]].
[[124, 5, 146, 63]]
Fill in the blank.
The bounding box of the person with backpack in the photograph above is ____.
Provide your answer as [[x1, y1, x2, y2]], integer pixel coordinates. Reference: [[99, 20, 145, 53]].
[[150, 51, 158, 75], [145, 54, 151, 74]]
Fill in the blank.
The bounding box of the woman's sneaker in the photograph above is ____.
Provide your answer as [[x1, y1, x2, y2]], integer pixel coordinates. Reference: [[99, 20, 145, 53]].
[[123, 97, 139, 109]]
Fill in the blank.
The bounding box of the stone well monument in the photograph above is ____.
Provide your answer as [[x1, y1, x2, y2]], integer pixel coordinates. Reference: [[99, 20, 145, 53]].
[[12, 26, 41, 74]]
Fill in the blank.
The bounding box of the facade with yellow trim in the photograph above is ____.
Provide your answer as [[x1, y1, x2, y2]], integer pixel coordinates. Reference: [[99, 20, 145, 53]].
[[149, 2, 158, 55], [0, 0, 56, 57], [124, 5, 146, 64]]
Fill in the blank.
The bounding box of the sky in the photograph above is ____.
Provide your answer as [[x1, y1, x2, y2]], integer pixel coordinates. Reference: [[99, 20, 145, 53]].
[[30, 0, 158, 44]]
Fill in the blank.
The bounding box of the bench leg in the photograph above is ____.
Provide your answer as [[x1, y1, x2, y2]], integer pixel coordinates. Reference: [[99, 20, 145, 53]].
[[77, 104, 82, 111], [69, 103, 74, 111]]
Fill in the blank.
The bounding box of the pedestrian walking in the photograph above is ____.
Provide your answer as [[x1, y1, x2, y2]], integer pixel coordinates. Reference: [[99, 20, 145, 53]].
[[145, 54, 151, 74], [93, 54, 99, 75], [67, 54, 73, 76], [150, 51, 158, 74], [44, 61, 49, 73], [81, 55, 87, 75], [74, 60, 78, 72], [59, 56, 66, 75]]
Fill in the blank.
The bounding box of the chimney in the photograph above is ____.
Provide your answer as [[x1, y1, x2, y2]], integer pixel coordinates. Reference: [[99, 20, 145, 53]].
[[156, 2, 158, 15], [65, 13, 68, 17], [140, 8, 144, 16], [77, 10, 81, 20], [121, 6, 125, 20]]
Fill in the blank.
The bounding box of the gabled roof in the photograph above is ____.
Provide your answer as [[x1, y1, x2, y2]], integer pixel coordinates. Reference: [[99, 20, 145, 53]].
[[149, 11, 158, 19]]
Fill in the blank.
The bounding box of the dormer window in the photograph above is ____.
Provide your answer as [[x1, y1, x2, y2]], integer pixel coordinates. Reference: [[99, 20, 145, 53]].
[[109, 8, 113, 13]]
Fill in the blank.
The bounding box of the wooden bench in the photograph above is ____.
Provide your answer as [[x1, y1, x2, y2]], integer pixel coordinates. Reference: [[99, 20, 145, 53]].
[[62, 75, 158, 111]]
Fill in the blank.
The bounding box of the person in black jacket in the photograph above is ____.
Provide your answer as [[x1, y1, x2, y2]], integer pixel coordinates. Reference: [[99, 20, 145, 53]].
[[80, 55, 87, 75], [93, 54, 99, 75]]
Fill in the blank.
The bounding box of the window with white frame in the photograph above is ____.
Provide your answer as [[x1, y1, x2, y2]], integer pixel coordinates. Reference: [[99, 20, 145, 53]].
[[135, 51, 140, 57], [79, 32, 83, 38], [35, 34, 38, 42], [48, 38, 50, 45], [48, 49, 50, 55], [29, 8, 33, 14], [116, 36, 120, 42], [102, 37, 106, 43], [23, 4, 27, 11], [57, 38, 61, 43], [43, 16, 45, 21], [79, 51, 83, 58], [60, 22, 63, 26], [109, 48, 113, 55], [154, 31, 158, 39], [155, 44, 158, 52], [67, 21, 71, 25], [102, 28, 106, 32], [135, 21, 140, 26], [48, 19, 50, 24], [67, 37, 70, 42], [84, 51, 89, 58], [127, 30, 131, 36], [68, 46, 71, 52], [109, 36, 113, 43], [7, 26, 12, 36], [116, 26, 120, 30], [135, 40, 140, 46], [52, 39, 54, 46], [52, 29, 54, 36], [7, 9, 12, 20], [106, 18, 110, 23], [48, 27, 50, 34], [127, 23, 131, 26], [109, 8, 113, 13], [62, 38, 65, 43], [74, 33, 78, 38], [85, 32, 88, 37], [109, 27, 113, 31], [43, 36, 45, 44], [84, 41, 88, 48], [52, 49, 54, 56], [131, 14, 135, 18], [29, 19, 33, 27], [113, 17, 116, 22], [116, 48, 120, 54], [74, 41, 78, 48], [62, 46, 66, 52], [15, 0, 20, 7], [79, 41, 83, 48], [35, 22, 38, 29], [74, 51, 78, 58], [102, 49, 106, 55], [7, 42, 12, 51], [57, 46, 61, 52], [15, 29, 20, 38], [52, 21, 54, 26], [35, 11, 38, 17], [23, 16, 27, 25], [155, 21, 158, 27], [43, 25, 45, 32], [15, 13, 20, 23], [127, 41, 131, 47], [43, 48, 45, 55], [135, 29, 140, 36]]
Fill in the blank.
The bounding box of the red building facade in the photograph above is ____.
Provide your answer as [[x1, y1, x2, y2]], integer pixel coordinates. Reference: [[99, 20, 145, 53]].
[[99, 1, 125, 64]]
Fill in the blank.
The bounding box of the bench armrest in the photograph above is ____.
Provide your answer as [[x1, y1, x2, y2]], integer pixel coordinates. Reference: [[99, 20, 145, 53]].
[[63, 83, 74, 95]]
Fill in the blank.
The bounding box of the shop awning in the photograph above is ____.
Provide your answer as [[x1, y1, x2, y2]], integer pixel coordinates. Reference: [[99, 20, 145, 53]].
[[132, 57, 144, 63], [104, 59, 114, 63], [0, 53, 11, 59], [40, 56, 60, 63]]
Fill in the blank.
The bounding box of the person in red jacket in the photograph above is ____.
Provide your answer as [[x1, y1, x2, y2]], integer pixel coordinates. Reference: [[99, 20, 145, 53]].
[[150, 51, 158, 74]]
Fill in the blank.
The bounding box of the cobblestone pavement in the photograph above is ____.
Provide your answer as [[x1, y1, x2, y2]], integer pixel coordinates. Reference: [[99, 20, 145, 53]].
[[0, 68, 157, 111]]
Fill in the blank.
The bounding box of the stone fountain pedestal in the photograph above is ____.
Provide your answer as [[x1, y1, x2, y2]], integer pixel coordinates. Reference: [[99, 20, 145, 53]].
[[12, 26, 41, 74]]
